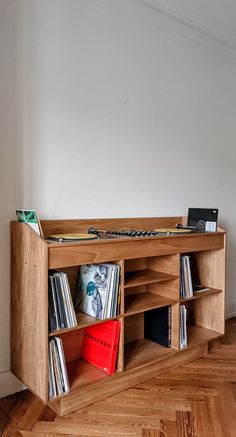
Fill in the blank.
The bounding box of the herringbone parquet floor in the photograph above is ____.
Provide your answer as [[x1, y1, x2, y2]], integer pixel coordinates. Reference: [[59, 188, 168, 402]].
[[1, 317, 236, 437]]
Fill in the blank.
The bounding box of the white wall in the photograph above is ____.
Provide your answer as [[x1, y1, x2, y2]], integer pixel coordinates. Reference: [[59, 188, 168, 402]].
[[1, 0, 236, 396]]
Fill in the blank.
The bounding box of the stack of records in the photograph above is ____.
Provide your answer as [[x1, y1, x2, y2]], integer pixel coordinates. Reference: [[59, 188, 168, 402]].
[[75, 264, 120, 320], [180, 256, 193, 299], [48, 271, 77, 332], [48, 337, 70, 399], [179, 305, 187, 349]]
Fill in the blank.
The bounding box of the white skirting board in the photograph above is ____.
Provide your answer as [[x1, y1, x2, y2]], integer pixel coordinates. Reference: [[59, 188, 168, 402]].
[[0, 371, 25, 398], [226, 299, 236, 320], [225, 312, 236, 319]]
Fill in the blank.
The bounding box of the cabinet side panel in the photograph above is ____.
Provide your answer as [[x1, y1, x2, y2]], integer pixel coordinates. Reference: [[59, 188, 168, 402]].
[[191, 238, 226, 334], [11, 222, 48, 401]]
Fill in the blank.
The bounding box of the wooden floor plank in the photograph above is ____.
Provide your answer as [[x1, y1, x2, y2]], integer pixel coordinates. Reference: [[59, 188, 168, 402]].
[[132, 380, 218, 399], [142, 429, 160, 437], [38, 406, 57, 423], [159, 419, 177, 436], [21, 432, 90, 437], [176, 411, 197, 437], [58, 398, 164, 426], [218, 388, 236, 437], [205, 396, 231, 437], [16, 397, 46, 431], [191, 401, 215, 437], [33, 421, 142, 435]]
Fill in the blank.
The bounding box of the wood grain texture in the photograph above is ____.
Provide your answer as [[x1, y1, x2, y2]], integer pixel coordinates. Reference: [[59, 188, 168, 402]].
[[125, 292, 177, 316], [124, 313, 144, 344], [47, 233, 225, 269], [148, 254, 180, 276], [149, 279, 180, 300], [124, 270, 178, 288], [190, 242, 226, 334], [11, 222, 48, 401], [53, 344, 207, 415], [10, 219, 226, 417], [40, 217, 184, 237], [1, 318, 236, 437], [171, 303, 180, 350]]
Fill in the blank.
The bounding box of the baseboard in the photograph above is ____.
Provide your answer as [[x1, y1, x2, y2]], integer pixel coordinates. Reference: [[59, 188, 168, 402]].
[[226, 312, 236, 319], [226, 301, 236, 320], [0, 371, 25, 398]]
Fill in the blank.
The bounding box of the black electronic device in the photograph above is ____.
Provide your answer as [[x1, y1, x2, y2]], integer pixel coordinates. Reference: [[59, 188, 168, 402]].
[[187, 208, 218, 232]]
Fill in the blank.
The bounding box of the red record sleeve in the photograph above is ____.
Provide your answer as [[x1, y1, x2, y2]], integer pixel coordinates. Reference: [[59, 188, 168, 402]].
[[81, 320, 120, 375]]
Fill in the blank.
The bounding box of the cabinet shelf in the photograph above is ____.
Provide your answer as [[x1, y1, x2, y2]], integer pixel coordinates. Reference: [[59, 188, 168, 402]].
[[124, 338, 174, 371], [187, 324, 222, 347], [49, 312, 122, 337], [124, 270, 178, 288], [125, 292, 177, 316], [67, 359, 110, 391], [124, 325, 222, 372], [180, 287, 222, 303]]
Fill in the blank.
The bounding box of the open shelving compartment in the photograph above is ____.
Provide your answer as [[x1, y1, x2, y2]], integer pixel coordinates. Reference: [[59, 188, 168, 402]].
[[124, 254, 181, 370], [53, 318, 124, 397], [124, 255, 180, 314], [180, 248, 225, 346], [11, 217, 226, 415], [48, 260, 125, 399], [48, 261, 124, 336], [124, 303, 179, 371]]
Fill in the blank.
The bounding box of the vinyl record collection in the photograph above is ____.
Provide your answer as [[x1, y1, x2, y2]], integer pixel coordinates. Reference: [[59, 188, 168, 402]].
[[76, 264, 120, 320], [48, 336, 70, 399], [179, 304, 187, 349], [180, 255, 193, 299], [48, 271, 77, 332]]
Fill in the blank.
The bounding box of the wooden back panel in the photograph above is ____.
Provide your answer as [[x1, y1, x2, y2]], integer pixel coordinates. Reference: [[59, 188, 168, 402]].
[[124, 313, 144, 344], [11, 222, 48, 401], [40, 216, 184, 237]]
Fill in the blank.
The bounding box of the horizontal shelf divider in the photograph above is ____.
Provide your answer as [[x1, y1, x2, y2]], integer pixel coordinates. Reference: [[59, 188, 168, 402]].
[[49, 313, 123, 337], [124, 325, 222, 372], [187, 324, 222, 347], [124, 338, 174, 371], [125, 292, 178, 317], [124, 269, 179, 288], [180, 287, 222, 303]]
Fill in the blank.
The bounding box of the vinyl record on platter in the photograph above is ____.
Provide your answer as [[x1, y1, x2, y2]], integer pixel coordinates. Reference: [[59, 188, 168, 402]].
[[48, 233, 98, 241]]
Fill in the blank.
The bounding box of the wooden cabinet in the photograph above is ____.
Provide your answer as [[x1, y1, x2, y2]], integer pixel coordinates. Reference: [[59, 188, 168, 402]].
[[11, 216, 226, 416]]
